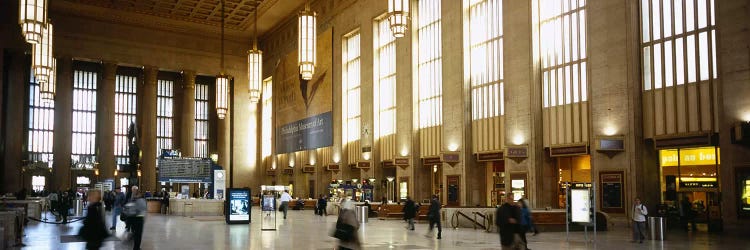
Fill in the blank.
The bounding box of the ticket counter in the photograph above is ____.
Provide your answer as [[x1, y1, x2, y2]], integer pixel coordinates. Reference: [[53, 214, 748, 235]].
[[169, 199, 224, 216]]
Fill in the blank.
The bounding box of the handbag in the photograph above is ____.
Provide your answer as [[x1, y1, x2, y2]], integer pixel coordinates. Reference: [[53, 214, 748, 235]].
[[332, 222, 355, 241]]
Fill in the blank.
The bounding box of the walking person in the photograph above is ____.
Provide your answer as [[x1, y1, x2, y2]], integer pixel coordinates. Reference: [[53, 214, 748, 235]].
[[161, 189, 170, 214], [631, 197, 648, 243], [78, 190, 109, 250], [124, 186, 147, 250], [333, 198, 361, 250], [424, 195, 442, 239], [519, 198, 532, 250], [110, 188, 126, 230], [679, 196, 696, 231], [403, 196, 417, 231], [316, 194, 328, 216], [279, 190, 292, 219], [496, 195, 524, 250]]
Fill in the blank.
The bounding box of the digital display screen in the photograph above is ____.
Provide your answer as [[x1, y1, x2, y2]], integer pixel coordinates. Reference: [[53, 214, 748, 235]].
[[262, 195, 276, 212], [227, 189, 250, 223], [570, 189, 591, 223]]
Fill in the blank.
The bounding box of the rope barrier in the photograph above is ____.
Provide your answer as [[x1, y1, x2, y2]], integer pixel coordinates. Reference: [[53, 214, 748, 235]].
[[27, 216, 84, 224]]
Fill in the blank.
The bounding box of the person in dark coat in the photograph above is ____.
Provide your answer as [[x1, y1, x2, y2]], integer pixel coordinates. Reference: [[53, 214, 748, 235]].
[[59, 191, 72, 223], [316, 194, 328, 216], [403, 196, 417, 230], [79, 190, 109, 249], [496, 195, 523, 249], [425, 195, 442, 239]]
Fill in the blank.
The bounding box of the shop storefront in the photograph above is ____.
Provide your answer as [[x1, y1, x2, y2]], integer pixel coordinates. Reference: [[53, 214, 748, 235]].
[[555, 155, 591, 208], [659, 146, 721, 231]]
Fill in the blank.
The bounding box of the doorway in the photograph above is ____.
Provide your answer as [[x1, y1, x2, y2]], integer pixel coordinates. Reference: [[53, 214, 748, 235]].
[[447, 175, 460, 206], [554, 155, 591, 208]]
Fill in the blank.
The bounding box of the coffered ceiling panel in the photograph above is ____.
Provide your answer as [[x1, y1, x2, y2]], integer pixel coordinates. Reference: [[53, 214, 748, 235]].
[[61, 0, 262, 30]]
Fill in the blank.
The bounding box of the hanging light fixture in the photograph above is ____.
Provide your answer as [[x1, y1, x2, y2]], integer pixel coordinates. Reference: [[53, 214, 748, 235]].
[[247, 3, 262, 103], [297, 2, 316, 80], [387, 0, 409, 38], [19, 0, 47, 44], [33, 21, 53, 87], [216, 0, 231, 119], [40, 57, 56, 102]]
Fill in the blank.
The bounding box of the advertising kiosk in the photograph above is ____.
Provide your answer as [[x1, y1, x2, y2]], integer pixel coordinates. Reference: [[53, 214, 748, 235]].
[[225, 188, 251, 224]]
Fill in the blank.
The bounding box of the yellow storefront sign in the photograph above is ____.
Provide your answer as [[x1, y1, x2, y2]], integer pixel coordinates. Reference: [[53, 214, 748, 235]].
[[660, 147, 720, 167]]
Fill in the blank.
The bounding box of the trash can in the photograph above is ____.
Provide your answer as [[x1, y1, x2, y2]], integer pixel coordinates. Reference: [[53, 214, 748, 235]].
[[355, 206, 368, 223], [73, 199, 84, 217], [649, 217, 666, 240]]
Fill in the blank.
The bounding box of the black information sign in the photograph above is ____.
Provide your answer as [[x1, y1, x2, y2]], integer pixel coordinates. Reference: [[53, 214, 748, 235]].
[[602, 182, 622, 209]]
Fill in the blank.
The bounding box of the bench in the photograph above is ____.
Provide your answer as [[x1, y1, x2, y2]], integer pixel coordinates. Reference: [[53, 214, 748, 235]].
[[377, 204, 405, 219], [416, 204, 430, 220]]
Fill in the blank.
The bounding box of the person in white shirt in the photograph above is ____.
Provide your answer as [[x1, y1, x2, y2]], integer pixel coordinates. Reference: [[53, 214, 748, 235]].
[[279, 191, 293, 219], [631, 197, 648, 243]]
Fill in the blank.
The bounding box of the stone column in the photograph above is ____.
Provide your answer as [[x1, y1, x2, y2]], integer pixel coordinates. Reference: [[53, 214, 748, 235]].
[[441, 0, 473, 206], [2, 50, 27, 193], [140, 66, 158, 191], [52, 56, 74, 191], [717, 0, 750, 229], [503, 0, 546, 207], [97, 62, 117, 181], [587, 0, 650, 215], [180, 70, 196, 157]]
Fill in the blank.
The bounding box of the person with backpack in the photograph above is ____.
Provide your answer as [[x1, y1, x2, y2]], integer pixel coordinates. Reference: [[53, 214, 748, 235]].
[[123, 185, 147, 250], [632, 197, 648, 243]]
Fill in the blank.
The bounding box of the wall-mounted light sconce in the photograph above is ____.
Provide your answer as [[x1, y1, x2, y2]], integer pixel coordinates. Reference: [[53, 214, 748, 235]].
[[400, 148, 409, 157], [602, 126, 617, 136], [362, 152, 371, 160], [386, 176, 395, 182], [137, 170, 142, 177], [368, 178, 376, 183], [512, 134, 525, 146], [210, 153, 219, 162], [447, 143, 459, 152], [351, 178, 358, 183], [113, 170, 118, 177]]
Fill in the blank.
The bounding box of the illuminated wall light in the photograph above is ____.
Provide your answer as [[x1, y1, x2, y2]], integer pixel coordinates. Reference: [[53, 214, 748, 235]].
[[742, 112, 750, 123], [19, 0, 47, 44], [433, 165, 438, 173], [447, 143, 459, 152], [512, 134, 525, 145], [602, 126, 617, 136], [298, 3, 317, 80], [362, 152, 371, 160], [386, 176, 395, 182], [332, 153, 340, 163], [400, 148, 409, 157]]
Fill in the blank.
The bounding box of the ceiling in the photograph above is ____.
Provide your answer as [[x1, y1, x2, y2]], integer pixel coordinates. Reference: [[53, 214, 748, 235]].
[[53, 0, 306, 40]]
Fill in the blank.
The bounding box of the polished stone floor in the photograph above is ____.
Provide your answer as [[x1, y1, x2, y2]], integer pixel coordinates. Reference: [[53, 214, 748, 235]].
[[14, 208, 750, 250]]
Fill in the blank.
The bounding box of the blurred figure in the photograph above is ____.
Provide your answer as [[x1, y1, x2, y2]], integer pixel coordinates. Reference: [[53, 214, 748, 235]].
[[403, 196, 417, 231], [316, 194, 328, 216], [161, 189, 170, 214], [496, 195, 523, 249], [519, 198, 532, 250], [680, 196, 696, 231], [279, 190, 292, 219], [79, 190, 109, 249], [59, 190, 72, 223], [425, 195, 442, 239], [334, 198, 361, 250], [124, 186, 147, 250], [110, 188, 125, 230], [15, 188, 27, 200]]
